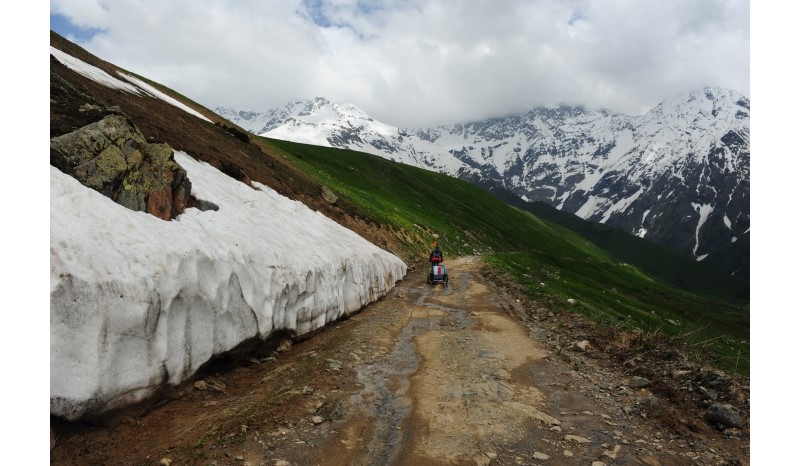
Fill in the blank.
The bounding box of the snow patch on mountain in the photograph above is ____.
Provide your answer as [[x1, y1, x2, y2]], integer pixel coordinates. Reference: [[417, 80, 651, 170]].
[[51, 46, 212, 123], [119, 73, 212, 122], [692, 203, 714, 255], [51, 46, 141, 95]]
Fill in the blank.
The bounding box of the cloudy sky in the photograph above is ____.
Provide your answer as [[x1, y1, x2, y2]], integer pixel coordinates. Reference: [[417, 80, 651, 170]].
[[50, 0, 749, 128]]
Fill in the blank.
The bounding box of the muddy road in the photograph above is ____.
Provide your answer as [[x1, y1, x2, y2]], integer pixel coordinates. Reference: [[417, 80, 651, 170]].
[[52, 256, 749, 465]]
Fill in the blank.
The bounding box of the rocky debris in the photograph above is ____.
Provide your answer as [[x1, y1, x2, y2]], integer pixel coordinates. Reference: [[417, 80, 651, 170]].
[[603, 444, 621, 459], [210, 381, 227, 393], [564, 434, 591, 444], [159, 458, 172, 466], [628, 377, 652, 388], [194, 379, 227, 393], [277, 338, 293, 353], [310, 416, 324, 425], [704, 403, 743, 428], [219, 160, 252, 184], [567, 298, 577, 305], [325, 358, 342, 371], [572, 340, 592, 352], [321, 185, 338, 205], [50, 114, 193, 220], [670, 369, 691, 379], [214, 121, 251, 143], [635, 456, 663, 466], [486, 264, 749, 464], [533, 451, 550, 460], [622, 405, 636, 415]]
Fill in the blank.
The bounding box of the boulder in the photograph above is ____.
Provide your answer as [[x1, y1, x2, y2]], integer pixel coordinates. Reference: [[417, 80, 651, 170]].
[[704, 403, 743, 428], [50, 114, 191, 220], [628, 377, 652, 388]]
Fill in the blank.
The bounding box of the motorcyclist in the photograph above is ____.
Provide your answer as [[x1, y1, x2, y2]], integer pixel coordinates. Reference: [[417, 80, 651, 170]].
[[429, 243, 443, 266]]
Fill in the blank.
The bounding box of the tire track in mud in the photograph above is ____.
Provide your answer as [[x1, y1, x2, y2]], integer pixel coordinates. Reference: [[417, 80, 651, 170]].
[[353, 267, 470, 464], [347, 257, 555, 465]]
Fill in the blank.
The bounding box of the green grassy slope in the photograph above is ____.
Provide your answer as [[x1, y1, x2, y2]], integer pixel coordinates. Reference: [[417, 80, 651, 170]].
[[477, 179, 749, 302], [521, 205, 750, 298], [261, 138, 749, 374]]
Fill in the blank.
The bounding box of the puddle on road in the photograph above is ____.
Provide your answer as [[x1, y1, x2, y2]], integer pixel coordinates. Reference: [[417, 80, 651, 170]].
[[351, 275, 477, 464]]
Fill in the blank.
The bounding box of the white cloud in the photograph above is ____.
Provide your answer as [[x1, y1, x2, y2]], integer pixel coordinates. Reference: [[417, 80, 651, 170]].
[[50, 0, 749, 127]]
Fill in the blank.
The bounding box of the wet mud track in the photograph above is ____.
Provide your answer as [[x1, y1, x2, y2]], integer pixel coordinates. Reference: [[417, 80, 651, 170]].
[[301, 257, 699, 465], [312, 257, 571, 465]]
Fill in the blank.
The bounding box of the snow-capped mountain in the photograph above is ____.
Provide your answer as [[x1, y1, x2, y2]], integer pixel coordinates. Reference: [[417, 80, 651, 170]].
[[217, 97, 468, 172], [218, 88, 750, 276]]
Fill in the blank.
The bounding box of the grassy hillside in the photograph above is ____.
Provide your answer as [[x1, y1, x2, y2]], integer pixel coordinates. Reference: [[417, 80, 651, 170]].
[[467, 176, 749, 302], [261, 138, 749, 374]]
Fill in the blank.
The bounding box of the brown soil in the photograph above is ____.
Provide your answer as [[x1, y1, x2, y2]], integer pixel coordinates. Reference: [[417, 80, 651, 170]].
[[51, 257, 749, 465]]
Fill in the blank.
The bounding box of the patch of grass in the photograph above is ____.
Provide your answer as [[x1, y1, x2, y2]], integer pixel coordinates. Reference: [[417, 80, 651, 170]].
[[485, 251, 749, 374]]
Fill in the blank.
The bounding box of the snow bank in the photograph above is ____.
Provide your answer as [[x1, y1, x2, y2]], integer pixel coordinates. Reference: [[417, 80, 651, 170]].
[[50, 151, 407, 421]]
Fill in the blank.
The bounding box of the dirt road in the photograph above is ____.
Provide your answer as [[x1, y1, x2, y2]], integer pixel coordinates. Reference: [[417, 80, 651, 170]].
[[51, 256, 749, 465]]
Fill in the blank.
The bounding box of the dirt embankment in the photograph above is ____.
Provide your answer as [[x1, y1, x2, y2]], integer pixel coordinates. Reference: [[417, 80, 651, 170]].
[[51, 256, 749, 465]]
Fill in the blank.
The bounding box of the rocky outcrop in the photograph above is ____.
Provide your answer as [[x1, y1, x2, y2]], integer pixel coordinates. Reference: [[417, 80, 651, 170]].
[[50, 114, 191, 220]]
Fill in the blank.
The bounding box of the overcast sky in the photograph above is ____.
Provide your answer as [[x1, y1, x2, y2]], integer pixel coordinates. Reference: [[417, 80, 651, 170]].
[[50, 0, 749, 128]]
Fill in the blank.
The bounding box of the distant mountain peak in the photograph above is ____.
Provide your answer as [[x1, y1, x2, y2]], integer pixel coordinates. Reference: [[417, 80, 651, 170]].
[[299, 96, 332, 115]]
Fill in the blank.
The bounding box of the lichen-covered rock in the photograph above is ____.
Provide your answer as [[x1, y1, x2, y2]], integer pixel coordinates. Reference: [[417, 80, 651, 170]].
[[50, 114, 191, 220]]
